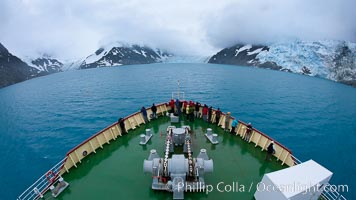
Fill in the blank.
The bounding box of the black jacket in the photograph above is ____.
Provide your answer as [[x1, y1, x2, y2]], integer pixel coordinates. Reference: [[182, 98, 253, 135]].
[[151, 105, 157, 112], [267, 144, 275, 154]]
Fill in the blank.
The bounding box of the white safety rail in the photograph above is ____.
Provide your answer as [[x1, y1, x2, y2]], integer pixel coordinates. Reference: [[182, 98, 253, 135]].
[[17, 158, 66, 200], [291, 155, 346, 200], [172, 80, 184, 100], [291, 155, 302, 165], [321, 185, 347, 200], [171, 91, 185, 101]]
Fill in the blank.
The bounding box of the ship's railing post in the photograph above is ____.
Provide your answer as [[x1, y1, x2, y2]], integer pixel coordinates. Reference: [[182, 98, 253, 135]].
[[17, 157, 66, 200], [171, 92, 185, 101], [291, 155, 302, 165]]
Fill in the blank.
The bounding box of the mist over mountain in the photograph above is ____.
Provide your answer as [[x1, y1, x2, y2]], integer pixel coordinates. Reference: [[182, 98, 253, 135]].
[[0, 43, 35, 88], [0, 43, 64, 88], [1, 0, 355, 59], [1, 39, 356, 88], [79, 44, 171, 69], [26, 56, 63, 74], [0, 0, 355, 87], [0, 42, 174, 87]]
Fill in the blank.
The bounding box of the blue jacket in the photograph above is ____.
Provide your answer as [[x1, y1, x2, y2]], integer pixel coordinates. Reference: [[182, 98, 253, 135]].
[[141, 107, 147, 116], [231, 119, 238, 127]]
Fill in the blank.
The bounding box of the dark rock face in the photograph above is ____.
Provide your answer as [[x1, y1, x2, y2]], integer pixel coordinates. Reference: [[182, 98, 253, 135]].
[[208, 44, 284, 71], [331, 43, 356, 87], [209, 44, 269, 66], [0, 43, 38, 88], [0, 43, 63, 88], [95, 48, 105, 55], [30, 57, 63, 73], [80, 45, 171, 69], [301, 66, 312, 75], [258, 61, 283, 71]]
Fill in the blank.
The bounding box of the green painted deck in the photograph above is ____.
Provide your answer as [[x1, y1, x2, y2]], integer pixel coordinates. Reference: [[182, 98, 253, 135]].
[[46, 116, 287, 200]]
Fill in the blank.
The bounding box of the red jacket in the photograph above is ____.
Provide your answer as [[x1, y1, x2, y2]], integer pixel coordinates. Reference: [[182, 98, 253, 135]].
[[202, 107, 208, 115], [183, 101, 188, 108], [169, 100, 175, 109]]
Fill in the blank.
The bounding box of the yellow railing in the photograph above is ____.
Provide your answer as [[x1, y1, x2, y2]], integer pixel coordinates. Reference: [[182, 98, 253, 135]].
[[59, 103, 169, 175], [59, 102, 296, 176], [190, 106, 295, 167], [235, 120, 295, 166]]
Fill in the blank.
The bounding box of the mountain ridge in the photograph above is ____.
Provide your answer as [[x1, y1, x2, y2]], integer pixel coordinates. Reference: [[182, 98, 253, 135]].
[[79, 44, 172, 69], [1, 40, 355, 88], [0, 43, 38, 88], [208, 40, 356, 87]]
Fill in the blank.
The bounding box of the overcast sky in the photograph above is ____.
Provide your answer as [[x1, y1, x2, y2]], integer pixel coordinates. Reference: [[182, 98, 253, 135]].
[[0, 0, 355, 60]]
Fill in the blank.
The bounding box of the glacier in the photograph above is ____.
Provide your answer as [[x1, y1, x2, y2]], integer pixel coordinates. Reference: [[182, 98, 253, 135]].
[[209, 40, 356, 86], [256, 40, 356, 83]]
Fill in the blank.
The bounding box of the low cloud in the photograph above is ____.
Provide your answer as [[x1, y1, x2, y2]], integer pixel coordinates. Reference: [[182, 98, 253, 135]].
[[205, 0, 356, 47], [0, 0, 355, 59]]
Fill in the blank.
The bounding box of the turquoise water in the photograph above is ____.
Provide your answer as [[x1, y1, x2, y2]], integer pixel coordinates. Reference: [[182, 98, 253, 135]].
[[0, 63, 355, 199]]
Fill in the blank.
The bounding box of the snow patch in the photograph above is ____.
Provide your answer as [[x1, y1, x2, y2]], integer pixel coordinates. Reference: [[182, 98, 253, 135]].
[[247, 59, 255, 64], [112, 49, 118, 55], [83, 42, 128, 64], [97, 59, 112, 66], [141, 50, 147, 57], [85, 50, 107, 64], [133, 50, 141, 54], [235, 45, 252, 56], [247, 48, 263, 56]]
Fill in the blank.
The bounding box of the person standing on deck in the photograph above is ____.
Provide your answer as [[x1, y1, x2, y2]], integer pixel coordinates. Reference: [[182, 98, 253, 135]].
[[244, 123, 253, 141], [169, 99, 175, 113], [141, 106, 148, 123], [151, 103, 157, 119], [215, 108, 221, 125], [224, 112, 231, 131], [194, 101, 201, 118], [175, 99, 181, 116], [231, 119, 238, 134], [202, 104, 208, 122], [266, 141, 275, 161], [208, 106, 213, 123], [118, 118, 127, 135], [190, 101, 195, 120], [179, 100, 183, 113], [188, 105, 195, 122], [182, 101, 187, 116]]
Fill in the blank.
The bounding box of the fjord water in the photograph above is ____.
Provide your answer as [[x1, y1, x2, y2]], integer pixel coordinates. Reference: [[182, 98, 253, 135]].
[[0, 63, 355, 199]]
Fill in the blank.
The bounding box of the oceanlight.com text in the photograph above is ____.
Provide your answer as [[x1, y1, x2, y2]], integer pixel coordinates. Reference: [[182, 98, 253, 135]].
[[256, 182, 348, 194], [175, 181, 348, 195]]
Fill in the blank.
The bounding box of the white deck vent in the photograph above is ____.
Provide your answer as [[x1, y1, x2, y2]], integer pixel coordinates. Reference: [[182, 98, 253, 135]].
[[254, 160, 333, 200]]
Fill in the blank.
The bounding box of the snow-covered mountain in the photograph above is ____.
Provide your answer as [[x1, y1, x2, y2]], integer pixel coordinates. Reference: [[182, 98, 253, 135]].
[[0, 43, 42, 88], [2, 40, 355, 88], [0, 42, 175, 87], [80, 43, 171, 69], [0, 43, 65, 88], [25, 56, 63, 74], [209, 40, 356, 86]]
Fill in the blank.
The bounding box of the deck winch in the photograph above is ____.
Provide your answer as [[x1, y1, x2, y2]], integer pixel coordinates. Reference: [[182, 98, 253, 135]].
[[143, 126, 213, 199]]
